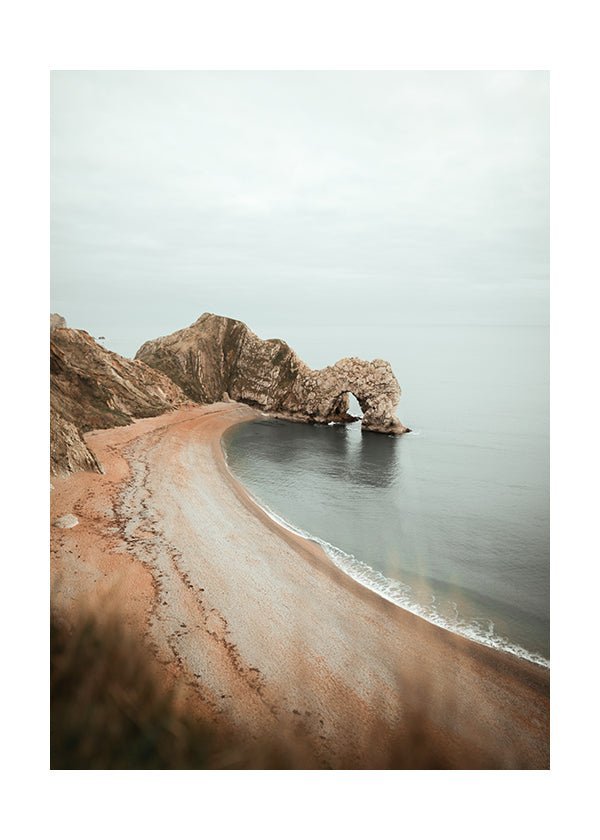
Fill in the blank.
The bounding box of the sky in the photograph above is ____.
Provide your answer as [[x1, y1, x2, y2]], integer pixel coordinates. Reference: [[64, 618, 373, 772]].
[[51, 71, 549, 358]]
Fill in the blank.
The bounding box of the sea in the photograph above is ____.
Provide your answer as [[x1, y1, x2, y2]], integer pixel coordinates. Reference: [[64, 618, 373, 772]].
[[222, 324, 549, 666]]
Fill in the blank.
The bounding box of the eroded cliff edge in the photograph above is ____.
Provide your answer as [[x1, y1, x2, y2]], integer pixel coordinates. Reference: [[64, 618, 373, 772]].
[[51, 323, 189, 476], [136, 313, 409, 435]]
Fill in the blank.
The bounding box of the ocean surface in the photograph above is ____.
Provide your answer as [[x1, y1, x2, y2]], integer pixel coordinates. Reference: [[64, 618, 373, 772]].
[[222, 325, 549, 666]]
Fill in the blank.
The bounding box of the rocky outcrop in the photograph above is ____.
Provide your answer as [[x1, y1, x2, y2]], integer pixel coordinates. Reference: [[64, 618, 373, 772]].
[[136, 313, 409, 435], [50, 312, 408, 475], [50, 313, 67, 331], [300, 356, 408, 434], [50, 410, 104, 476], [51, 327, 189, 476]]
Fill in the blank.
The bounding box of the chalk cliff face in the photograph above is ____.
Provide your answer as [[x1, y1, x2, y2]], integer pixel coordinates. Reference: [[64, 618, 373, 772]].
[[136, 313, 409, 435], [51, 325, 189, 476]]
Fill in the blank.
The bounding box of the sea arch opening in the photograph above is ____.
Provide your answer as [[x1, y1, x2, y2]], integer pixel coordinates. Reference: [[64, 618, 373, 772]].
[[328, 389, 368, 424], [347, 392, 364, 419]]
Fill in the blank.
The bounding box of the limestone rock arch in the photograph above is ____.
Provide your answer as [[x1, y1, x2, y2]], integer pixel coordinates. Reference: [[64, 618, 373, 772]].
[[136, 313, 409, 435], [300, 357, 408, 434]]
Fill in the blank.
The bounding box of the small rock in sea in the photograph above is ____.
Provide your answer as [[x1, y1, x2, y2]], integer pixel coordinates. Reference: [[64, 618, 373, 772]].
[[52, 514, 79, 529]]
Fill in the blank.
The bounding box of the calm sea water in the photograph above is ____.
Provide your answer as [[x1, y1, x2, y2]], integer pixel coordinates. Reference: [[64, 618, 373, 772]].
[[222, 325, 549, 665]]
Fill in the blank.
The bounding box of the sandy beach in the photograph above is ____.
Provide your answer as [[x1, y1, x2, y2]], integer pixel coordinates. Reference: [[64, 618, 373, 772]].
[[50, 403, 549, 769]]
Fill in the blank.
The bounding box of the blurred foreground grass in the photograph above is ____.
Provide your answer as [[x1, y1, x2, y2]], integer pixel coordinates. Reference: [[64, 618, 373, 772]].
[[51, 611, 215, 769]]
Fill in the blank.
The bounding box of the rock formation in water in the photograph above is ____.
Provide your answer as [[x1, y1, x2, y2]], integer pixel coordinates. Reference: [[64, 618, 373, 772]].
[[50, 323, 189, 476], [136, 313, 409, 435]]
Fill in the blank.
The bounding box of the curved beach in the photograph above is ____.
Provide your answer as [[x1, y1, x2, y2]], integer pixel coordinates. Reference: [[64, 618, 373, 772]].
[[50, 403, 549, 769]]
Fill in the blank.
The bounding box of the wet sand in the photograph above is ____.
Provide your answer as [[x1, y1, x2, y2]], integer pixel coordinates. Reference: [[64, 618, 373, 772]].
[[50, 403, 549, 769]]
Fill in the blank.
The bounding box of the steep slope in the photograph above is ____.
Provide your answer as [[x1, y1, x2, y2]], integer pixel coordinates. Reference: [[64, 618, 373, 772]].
[[50, 325, 189, 476], [136, 313, 409, 434]]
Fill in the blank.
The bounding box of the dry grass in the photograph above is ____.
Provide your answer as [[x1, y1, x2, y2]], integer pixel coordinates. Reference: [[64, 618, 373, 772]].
[[51, 611, 216, 769]]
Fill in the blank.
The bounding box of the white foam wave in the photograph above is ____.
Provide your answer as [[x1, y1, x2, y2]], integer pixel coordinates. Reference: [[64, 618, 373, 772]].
[[222, 443, 549, 670]]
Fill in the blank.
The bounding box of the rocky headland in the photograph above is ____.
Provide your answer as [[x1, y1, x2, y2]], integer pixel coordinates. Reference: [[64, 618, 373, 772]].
[[50, 312, 408, 476], [136, 313, 409, 435]]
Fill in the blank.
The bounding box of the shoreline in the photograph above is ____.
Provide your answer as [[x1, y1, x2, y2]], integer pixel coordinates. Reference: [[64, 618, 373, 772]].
[[220, 432, 549, 670], [51, 402, 549, 769]]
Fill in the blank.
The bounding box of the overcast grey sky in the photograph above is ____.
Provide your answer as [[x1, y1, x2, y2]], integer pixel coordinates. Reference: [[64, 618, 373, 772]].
[[51, 71, 548, 358]]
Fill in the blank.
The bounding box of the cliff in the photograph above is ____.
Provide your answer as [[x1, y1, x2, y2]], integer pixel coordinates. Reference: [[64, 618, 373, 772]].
[[50, 324, 189, 476], [136, 313, 409, 435]]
